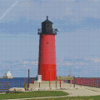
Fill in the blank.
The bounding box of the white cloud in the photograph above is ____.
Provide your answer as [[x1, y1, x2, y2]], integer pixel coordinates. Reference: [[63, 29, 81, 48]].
[[74, 62, 88, 65], [67, 62, 73, 66], [75, 62, 78, 65], [59, 58, 64, 62], [74, 66, 79, 69], [65, 6, 72, 15], [23, 65, 26, 67], [32, 61, 38, 65], [19, 2, 31, 9], [57, 57, 88, 66], [82, 8, 97, 12], [62, 61, 73, 66], [23, 61, 28, 64], [85, 58, 90, 60], [92, 58, 100, 63], [79, 62, 88, 65], [93, 0, 99, 3]]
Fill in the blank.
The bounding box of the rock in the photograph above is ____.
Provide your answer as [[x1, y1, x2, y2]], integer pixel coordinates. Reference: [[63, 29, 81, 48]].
[[60, 88, 67, 90], [0, 92, 6, 94], [50, 87, 52, 89], [9, 87, 25, 92], [30, 88, 34, 91], [27, 88, 31, 91], [32, 88, 38, 91]]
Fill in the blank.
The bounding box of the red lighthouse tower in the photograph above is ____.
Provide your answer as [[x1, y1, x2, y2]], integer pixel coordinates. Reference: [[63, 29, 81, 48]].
[[38, 16, 58, 81]]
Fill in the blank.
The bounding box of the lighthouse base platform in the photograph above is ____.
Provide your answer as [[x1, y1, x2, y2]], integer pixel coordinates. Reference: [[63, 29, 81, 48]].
[[24, 80, 74, 91]]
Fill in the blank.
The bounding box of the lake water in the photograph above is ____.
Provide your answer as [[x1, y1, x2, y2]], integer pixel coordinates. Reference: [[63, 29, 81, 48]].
[[0, 77, 37, 91]]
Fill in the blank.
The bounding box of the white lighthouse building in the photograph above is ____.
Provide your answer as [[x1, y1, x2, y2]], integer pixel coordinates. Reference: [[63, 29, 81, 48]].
[[3, 70, 13, 79]]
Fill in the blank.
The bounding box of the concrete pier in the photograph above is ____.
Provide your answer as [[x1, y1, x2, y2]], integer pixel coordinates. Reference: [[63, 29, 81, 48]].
[[24, 80, 74, 91]]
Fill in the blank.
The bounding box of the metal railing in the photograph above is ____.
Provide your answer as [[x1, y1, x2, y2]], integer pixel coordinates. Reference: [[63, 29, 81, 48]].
[[72, 78, 100, 87], [24, 78, 34, 84], [38, 29, 58, 35], [0, 82, 9, 91]]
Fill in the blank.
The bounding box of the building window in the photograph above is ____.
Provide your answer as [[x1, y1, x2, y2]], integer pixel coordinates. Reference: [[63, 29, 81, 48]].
[[47, 42, 49, 44]]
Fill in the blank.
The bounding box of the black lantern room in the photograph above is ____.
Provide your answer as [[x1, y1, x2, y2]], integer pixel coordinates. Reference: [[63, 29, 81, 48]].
[[38, 16, 58, 35]]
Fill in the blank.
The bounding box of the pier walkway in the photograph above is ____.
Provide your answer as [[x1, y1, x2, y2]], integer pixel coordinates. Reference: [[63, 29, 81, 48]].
[[7, 83, 100, 100]]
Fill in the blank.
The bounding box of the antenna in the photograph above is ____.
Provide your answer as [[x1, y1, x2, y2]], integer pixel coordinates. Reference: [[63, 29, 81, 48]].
[[46, 16, 48, 20]]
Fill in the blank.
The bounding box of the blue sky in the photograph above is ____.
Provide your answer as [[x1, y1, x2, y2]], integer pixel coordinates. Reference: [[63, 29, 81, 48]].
[[0, 0, 100, 77]]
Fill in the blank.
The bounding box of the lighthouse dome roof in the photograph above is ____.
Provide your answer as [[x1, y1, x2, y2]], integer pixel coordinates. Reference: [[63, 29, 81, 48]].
[[42, 16, 53, 24]]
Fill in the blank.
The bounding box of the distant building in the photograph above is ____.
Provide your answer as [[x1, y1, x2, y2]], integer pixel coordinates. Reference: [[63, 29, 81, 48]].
[[3, 70, 13, 79]]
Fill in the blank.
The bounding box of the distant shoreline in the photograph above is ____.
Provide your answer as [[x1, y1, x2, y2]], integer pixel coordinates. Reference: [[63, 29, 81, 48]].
[[0, 77, 13, 79]]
